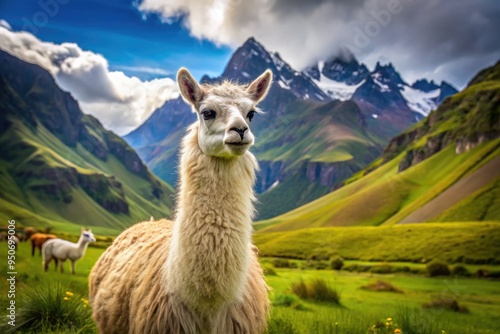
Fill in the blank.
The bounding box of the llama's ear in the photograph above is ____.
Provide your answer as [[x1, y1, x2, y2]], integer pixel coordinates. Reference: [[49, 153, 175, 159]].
[[247, 70, 273, 103], [177, 68, 203, 105]]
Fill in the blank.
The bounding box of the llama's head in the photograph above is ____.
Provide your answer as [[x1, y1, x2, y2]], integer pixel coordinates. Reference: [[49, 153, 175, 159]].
[[81, 228, 96, 243], [177, 68, 272, 158]]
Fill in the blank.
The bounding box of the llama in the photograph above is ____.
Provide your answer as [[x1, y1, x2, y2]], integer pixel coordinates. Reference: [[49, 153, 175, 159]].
[[89, 67, 273, 334], [12, 235, 19, 249], [42, 228, 95, 274], [23, 227, 36, 242], [30, 233, 57, 256]]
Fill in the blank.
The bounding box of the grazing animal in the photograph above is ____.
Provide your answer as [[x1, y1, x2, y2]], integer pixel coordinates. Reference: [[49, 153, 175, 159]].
[[23, 227, 36, 242], [30, 233, 57, 256], [89, 67, 273, 334], [42, 229, 95, 274], [16, 232, 24, 242], [11, 235, 20, 249]]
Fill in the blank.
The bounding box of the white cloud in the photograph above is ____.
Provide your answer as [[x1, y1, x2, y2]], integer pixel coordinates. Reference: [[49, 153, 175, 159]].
[[113, 65, 173, 77], [137, 0, 500, 89], [0, 20, 11, 30], [0, 25, 178, 135]]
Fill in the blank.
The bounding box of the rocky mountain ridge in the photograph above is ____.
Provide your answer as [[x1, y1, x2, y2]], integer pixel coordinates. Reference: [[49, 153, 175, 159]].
[[125, 37, 459, 219]]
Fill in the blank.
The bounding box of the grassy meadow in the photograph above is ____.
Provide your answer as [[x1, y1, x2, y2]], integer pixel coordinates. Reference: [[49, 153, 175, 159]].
[[253, 222, 500, 264], [1, 231, 500, 333]]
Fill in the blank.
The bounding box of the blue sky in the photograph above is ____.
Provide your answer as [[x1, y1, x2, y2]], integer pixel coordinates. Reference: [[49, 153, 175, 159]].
[[1, 0, 499, 135], [0, 0, 233, 80]]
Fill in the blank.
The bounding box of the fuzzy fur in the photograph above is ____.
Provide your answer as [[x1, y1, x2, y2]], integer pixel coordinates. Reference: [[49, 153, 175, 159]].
[[42, 230, 95, 274], [89, 70, 271, 334], [30, 233, 57, 256]]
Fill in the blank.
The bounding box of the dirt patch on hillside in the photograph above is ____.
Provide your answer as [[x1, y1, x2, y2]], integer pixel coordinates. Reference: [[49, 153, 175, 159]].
[[398, 155, 500, 224], [316, 123, 362, 143]]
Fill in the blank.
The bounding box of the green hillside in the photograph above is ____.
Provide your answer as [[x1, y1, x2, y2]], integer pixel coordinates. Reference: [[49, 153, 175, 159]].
[[254, 99, 385, 164], [255, 99, 385, 219], [254, 222, 500, 263], [0, 50, 174, 235], [256, 60, 500, 232]]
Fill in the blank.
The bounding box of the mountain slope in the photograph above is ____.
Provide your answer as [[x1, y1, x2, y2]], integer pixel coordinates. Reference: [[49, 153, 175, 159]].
[[256, 60, 500, 232], [0, 50, 174, 235]]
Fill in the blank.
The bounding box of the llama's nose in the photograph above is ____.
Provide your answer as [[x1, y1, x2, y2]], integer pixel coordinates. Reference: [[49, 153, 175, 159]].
[[230, 127, 248, 140]]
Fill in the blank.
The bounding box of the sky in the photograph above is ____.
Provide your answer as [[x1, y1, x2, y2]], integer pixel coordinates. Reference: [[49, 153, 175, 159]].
[[0, 0, 499, 135]]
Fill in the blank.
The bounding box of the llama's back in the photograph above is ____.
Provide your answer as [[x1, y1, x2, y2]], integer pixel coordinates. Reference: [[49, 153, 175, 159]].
[[41, 239, 55, 263], [89, 218, 269, 333], [89, 219, 174, 333]]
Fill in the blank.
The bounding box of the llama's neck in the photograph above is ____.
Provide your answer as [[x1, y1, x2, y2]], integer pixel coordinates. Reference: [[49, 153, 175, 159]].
[[76, 236, 90, 255], [165, 124, 258, 313]]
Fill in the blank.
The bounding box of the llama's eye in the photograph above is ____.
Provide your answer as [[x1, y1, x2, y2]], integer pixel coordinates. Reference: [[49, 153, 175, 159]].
[[247, 110, 255, 122], [201, 109, 216, 120]]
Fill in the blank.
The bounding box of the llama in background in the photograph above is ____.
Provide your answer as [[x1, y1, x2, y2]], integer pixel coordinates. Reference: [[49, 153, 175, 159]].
[[89, 67, 273, 333], [42, 228, 95, 274], [30, 233, 57, 256], [23, 227, 36, 241]]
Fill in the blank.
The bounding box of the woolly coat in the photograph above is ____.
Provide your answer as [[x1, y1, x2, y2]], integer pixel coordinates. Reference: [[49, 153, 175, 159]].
[[89, 125, 269, 334]]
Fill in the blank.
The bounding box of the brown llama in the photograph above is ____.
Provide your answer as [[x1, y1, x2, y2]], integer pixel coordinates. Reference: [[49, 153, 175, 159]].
[[30, 233, 57, 256]]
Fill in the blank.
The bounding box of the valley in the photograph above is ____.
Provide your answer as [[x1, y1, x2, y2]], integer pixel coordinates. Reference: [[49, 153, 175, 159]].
[[1, 240, 499, 333], [0, 25, 499, 334], [125, 38, 460, 219]]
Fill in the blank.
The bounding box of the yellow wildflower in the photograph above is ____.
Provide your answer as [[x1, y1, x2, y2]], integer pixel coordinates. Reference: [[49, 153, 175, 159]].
[[63, 297, 69, 301], [394, 329, 401, 334], [81, 298, 89, 304], [65, 291, 74, 297], [387, 318, 393, 322]]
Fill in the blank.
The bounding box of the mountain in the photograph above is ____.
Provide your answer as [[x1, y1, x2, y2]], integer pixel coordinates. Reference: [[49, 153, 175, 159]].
[[256, 60, 500, 232], [0, 50, 175, 235], [303, 50, 369, 101], [304, 55, 458, 135], [126, 38, 388, 219], [411, 79, 440, 92], [220, 37, 330, 102]]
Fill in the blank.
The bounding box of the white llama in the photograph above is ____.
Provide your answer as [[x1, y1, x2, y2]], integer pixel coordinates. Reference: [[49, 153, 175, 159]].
[[89, 67, 273, 334], [42, 228, 96, 274]]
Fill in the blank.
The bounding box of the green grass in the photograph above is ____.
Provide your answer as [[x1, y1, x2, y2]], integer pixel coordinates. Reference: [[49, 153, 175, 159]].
[[2, 236, 500, 333], [1, 284, 95, 334], [255, 137, 500, 232], [436, 178, 500, 222], [254, 222, 500, 263], [0, 241, 102, 333], [267, 267, 500, 333]]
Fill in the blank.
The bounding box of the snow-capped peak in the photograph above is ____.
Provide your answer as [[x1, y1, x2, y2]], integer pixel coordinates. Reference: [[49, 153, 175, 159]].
[[411, 79, 440, 92], [400, 85, 441, 116]]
